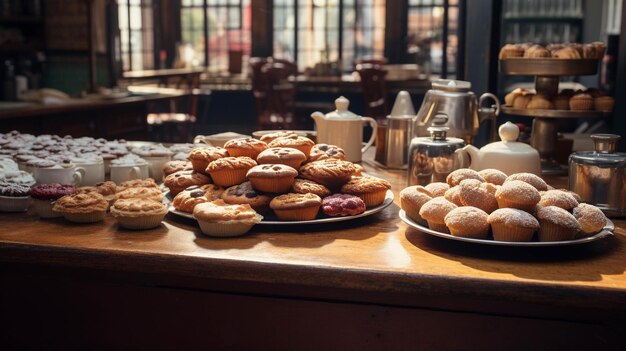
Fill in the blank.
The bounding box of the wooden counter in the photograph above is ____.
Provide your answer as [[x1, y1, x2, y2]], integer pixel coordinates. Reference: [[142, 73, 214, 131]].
[[1, 162, 625, 350]]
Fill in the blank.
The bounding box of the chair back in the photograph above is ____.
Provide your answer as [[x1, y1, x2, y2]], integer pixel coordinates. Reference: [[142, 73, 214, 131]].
[[356, 63, 388, 120], [259, 61, 297, 129]]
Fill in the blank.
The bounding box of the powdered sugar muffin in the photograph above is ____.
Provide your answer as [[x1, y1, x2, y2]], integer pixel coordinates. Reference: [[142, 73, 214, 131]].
[[495, 180, 541, 212], [446, 169, 484, 187], [206, 156, 257, 187], [424, 182, 449, 197], [443, 186, 463, 206], [444, 206, 490, 239], [419, 197, 457, 233], [340, 176, 391, 207], [536, 205, 581, 242], [400, 185, 433, 226], [504, 173, 548, 191], [52, 192, 108, 223], [478, 169, 508, 186], [458, 179, 499, 214], [538, 190, 579, 211], [488, 208, 539, 242], [573, 203, 607, 236], [111, 198, 167, 229], [224, 137, 268, 159]]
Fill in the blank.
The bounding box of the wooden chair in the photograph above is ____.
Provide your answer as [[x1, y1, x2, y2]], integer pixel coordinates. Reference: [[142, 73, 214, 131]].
[[249, 57, 272, 120], [355, 63, 388, 120], [257, 61, 298, 130]]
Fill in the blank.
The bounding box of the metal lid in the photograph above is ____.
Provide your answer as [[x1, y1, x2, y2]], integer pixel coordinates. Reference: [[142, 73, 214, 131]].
[[431, 79, 472, 92], [569, 134, 626, 167]]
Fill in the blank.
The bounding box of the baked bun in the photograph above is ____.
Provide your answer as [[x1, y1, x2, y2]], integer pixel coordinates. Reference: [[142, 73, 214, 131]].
[[495, 180, 541, 212], [488, 208, 539, 242], [419, 197, 457, 233], [573, 203, 607, 236], [444, 206, 490, 239]]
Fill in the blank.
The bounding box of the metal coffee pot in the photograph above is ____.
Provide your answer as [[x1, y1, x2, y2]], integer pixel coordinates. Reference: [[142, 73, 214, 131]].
[[569, 134, 626, 217], [414, 79, 500, 143]]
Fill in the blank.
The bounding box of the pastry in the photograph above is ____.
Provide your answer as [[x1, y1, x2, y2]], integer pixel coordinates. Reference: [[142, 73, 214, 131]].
[[291, 178, 332, 198], [307, 144, 346, 163], [594, 96, 615, 112], [498, 44, 525, 59], [321, 194, 366, 217], [488, 208, 539, 242], [246, 164, 298, 193], [553, 46, 582, 59], [259, 131, 299, 144], [523, 45, 550, 58], [224, 137, 268, 159], [52, 192, 108, 223], [111, 198, 167, 230], [478, 169, 507, 186], [512, 93, 532, 109], [526, 94, 554, 109], [299, 159, 356, 190], [582, 43, 597, 59], [116, 178, 159, 192], [201, 183, 225, 200], [172, 186, 210, 213], [443, 186, 463, 206], [115, 187, 163, 203], [495, 180, 541, 212], [77, 180, 117, 208], [267, 135, 315, 156], [458, 179, 499, 214], [424, 182, 449, 197], [193, 199, 263, 237], [340, 175, 391, 207], [220, 181, 273, 214], [206, 156, 257, 187], [256, 147, 307, 169], [538, 190, 579, 211], [418, 197, 457, 233], [30, 183, 76, 218], [163, 160, 193, 178], [352, 163, 363, 176], [270, 193, 322, 221], [164, 170, 210, 196], [591, 41, 606, 59], [573, 203, 607, 236], [188, 146, 229, 174], [569, 93, 594, 111], [504, 88, 528, 106], [400, 185, 433, 225], [504, 173, 548, 191], [553, 94, 570, 110], [446, 169, 484, 187], [536, 205, 580, 242], [444, 206, 490, 239], [0, 181, 30, 212]]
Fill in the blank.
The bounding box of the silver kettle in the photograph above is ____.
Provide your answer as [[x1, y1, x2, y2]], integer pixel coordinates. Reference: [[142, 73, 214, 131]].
[[414, 79, 500, 144]]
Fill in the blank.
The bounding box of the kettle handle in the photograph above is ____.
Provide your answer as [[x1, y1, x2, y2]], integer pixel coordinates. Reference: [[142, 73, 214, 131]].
[[454, 147, 471, 169], [361, 117, 378, 153], [478, 93, 501, 116], [478, 93, 501, 142]]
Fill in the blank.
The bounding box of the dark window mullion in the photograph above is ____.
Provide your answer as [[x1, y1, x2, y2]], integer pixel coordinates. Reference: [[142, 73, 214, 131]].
[[126, 0, 132, 70], [203, 0, 209, 67]]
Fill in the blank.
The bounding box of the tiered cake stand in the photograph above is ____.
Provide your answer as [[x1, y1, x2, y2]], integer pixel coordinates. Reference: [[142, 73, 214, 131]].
[[499, 58, 609, 174]]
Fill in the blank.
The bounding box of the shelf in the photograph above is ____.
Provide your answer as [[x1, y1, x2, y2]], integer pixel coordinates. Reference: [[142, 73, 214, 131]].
[[499, 58, 599, 76], [503, 16, 583, 22], [502, 106, 610, 119]]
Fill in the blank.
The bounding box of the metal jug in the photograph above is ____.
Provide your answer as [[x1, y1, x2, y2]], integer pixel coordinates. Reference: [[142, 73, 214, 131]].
[[414, 79, 500, 144]]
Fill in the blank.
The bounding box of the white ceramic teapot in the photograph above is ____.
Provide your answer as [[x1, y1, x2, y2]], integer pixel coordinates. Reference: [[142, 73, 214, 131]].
[[460, 121, 541, 176], [311, 96, 377, 163]]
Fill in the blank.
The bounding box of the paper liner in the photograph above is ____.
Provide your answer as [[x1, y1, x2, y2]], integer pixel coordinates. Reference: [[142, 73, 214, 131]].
[[495, 198, 537, 213], [273, 205, 320, 221], [490, 222, 535, 242], [209, 169, 248, 187], [33, 199, 62, 218], [357, 190, 387, 207], [569, 98, 594, 111], [62, 210, 106, 223], [197, 220, 256, 237], [427, 221, 450, 234], [538, 221, 577, 242], [401, 199, 427, 226], [114, 213, 166, 230], [249, 177, 294, 193], [449, 226, 489, 239]]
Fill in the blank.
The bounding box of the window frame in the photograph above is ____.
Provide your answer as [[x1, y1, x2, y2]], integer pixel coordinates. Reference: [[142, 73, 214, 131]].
[[118, 0, 157, 72]]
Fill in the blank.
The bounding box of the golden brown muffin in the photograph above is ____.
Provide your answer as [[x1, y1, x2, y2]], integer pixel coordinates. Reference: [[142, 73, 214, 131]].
[[259, 131, 299, 144], [307, 144, 347, 163], [172, 186, 210, 213], [418, 197, 457, 233], [573, 203, 607, 236], [444, 206, 490, 239], [553, 94, 570, 110], [52, 192, 108, 223], [164, 170, 211, 196], [536, 205, 581, 242], [488, 208, 539, 242], [504, 173, 548, 191], [299, 159, 356, 190], [495, 180, 541, 212], [205, 156, 257, 187], [291, 178, 332, 198], [594, 96, 615, 112], [220, 181, 273, 214], [116, 178, 159, 192], [523, 44, 551, 58], [553, 46, 582, 59], [498, 44, 525, 59], [446, 168, 485, 187], [504, 88, 528, 106], [163, 160, 193, 178], [270, 193, 322, 221], [352, 163, 363, 176], [200, 183, 225, 200], [268, 135, 315, 156], [115, 187, 164, 203], [569, 93, 594, 111], [458, 179, 499, 214], [223, 137, 268, 159], [193, 199, 263, 237], [526, 94, 554, 109], [512, 93, 532, 109], [340, 175, 392, 207], [424, 182, 449, 197], [478, 169, 508, 186], [591, 41, 606, 59], [188, 146, 229, 174], [111, 198, 167, 230], [538, 190, 579, 211], [400, 185, 433, 226], [246, 164, 298, 193], [444, 185, 463, 206], [256, 147, 307, 169]]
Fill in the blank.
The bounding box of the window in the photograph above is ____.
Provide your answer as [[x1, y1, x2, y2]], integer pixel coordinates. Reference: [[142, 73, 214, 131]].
[[118, 0, 155, 71], [407, 0, 460, 78], [181, 0, 251, 70], [273, 0, 386, 72]]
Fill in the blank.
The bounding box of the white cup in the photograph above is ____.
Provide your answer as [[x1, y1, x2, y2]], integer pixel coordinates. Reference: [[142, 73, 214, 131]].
[[110, 163, 149, 184], [74, 160, 105, 186], [33, 166, 85, 185], [142, 155, 172, 181]]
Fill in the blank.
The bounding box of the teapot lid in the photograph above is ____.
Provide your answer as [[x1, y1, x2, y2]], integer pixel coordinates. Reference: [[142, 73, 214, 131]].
[[324, 96, 361, 120], [481, 122, 538, 154], [431, 79, 472, 92]]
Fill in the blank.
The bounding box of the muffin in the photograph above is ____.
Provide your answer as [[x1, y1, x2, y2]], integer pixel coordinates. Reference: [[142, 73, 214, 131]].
[[299, 159, 356, 190], [498, 44, 525, 59], [163, 160, 193, 178], [424, 182, 449, 197], [444, 186, 463, 206], [594, 96, 615, 112], [321, 194, 366, 217], [458, 179, 499, 214], [172, 186, 211, 213], [0, 181, 30, 212], [111, 198, 167, 230], [446, 168, 485, 187], [512, 93, 532, 109], [526, 94, 554, 109], [553, 94, 570, 110], [188, 146, 229, 174], [259, 131, 299, 144], [291, 178, 332, 198], [205, 156, 257, 187], [538, 190, 579, 211], [591, 41, 606, 59], [307, 144, 346, 163], [256, 147, 307, 169], [340, 176, 391, 207], [504, 88, 528, 106], [223, 137, 268, 159], [478, 169, 507, 186], [116, 178, 159, 192], [569, 93, 594, 111], [268, 135, 315, 156], [52, 192, 108, 223], [220, 181, 273, 214], [115, 187, 163, 203], [488, 208, 539, 242], [246, 164, 298, 193], [495, 180, 541, 212], [536, 205, 581, 242], [444, 206, 490, 239], [30, 183, 76, 218], [193, 199, 263, 237], [504, 173, 548, 191], [523, 44, 550, 58], [200, 183, 225, 200], [270, 193, 322, 221], [553, 46, 582, 59], [164, 170, 211, 196], [400, 185, 433, 225], [418, 197, 458, 233], [573, 203, 607, 237]]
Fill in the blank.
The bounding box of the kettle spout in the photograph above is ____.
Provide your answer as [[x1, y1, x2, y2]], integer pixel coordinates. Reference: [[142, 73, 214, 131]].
[[461, 144, 480, 169], [311, 111, 325, 123]]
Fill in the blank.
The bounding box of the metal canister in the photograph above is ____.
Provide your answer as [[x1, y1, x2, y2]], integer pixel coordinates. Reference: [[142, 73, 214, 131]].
[[407, 125, 467, 186], [384, 115, 414, 169], [569, 134, 626, 217]]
